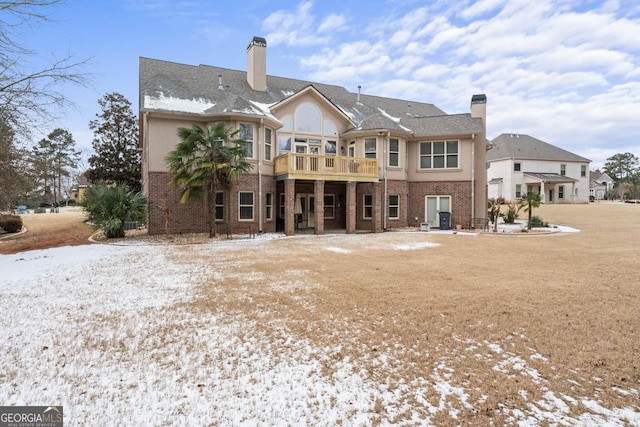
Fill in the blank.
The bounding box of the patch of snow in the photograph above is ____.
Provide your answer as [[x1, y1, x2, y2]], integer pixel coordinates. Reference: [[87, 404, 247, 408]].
[[393, 242, 440, 251], [324, 246, 351, 254], [143, 93, 215, 113]]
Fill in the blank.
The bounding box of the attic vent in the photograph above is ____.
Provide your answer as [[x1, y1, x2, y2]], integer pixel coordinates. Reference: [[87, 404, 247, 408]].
[[357, 85, 362, 105], [218, 74, 224, 90]]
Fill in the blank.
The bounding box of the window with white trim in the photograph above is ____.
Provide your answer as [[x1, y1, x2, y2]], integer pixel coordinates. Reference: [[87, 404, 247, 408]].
[[295, 103, 322, 133], [363, 194, 373, 219], [215, 191, 224, 221], [419, 140, 458, 169], [560, 164, 566, 176], [515, 184, 522, 198], [514, 162, 521, 172], [265, 128, 272, 161], [581, 165, 586, 177], [389, 138, 399, 167], [324, 194, 335, 219], [364, 138, 376, 159], [239, 191, 254, 221], [559, 185, 565, 199], [265, 192, 273, 221], [239, 123, 254, 158], [388, 194, 399, 219]]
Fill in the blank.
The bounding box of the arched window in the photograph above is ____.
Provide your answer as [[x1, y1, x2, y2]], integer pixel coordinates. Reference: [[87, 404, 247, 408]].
[[324, 119, 337, 136], [295, 103, 321, 133], [281, 116, 292, 131]]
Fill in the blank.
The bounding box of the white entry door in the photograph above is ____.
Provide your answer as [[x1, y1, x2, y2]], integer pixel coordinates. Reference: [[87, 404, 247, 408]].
[[425, 196, 451, 227]]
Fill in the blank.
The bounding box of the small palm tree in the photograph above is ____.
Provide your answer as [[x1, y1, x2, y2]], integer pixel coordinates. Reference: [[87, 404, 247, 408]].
[[83, 183, 147, 238], [519, 192, 542, 230], [164, 123, 252, 237]]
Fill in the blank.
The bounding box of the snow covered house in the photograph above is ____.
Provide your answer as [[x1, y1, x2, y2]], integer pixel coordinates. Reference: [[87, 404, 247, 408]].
[[487, 133, 591, 204], [139, 37, 488, 235]]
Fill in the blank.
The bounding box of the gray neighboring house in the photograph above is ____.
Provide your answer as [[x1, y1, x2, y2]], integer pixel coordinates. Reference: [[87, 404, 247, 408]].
[[487, 133, 591, 204], [140, 36, 489, 236], [589, 170, 614, 200]]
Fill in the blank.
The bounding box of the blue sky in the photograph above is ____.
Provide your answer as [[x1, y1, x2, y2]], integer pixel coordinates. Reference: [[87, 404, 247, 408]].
[[17, 0, 640, 169]]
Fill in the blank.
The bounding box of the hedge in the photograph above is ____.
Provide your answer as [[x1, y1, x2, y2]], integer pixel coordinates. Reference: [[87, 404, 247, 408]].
[[0, 214, 23, 233]]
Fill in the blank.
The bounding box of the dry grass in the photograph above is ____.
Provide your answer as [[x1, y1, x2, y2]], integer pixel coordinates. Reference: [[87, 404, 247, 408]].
[[0, 208, 93, 254], [166, 202, 640, 423]]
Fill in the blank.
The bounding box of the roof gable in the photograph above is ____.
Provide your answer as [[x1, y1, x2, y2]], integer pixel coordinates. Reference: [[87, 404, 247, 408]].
[[269, 85, 356, 128]]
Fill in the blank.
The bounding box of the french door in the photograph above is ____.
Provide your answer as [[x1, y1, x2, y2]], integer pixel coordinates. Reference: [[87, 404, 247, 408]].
[[425, 196, 451, 228]]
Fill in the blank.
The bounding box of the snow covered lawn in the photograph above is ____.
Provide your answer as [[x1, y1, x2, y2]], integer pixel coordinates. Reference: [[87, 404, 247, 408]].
[[1, 233, 639, 426]]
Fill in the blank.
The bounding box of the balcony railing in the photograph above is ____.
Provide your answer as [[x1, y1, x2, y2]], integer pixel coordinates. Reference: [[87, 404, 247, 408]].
[[274, 153, 379, 182]]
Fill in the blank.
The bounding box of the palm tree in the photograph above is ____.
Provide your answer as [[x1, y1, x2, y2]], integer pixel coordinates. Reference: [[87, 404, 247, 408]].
[[164, 123, 252, 237], [83, 183, 147, 238], [519, 192, 542, 230]]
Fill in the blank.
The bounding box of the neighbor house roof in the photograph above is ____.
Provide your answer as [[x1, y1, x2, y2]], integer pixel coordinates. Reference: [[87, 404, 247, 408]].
[[524, 172, 578, 183], [139, 57, 483, 138], [487, 133, 590, 163]]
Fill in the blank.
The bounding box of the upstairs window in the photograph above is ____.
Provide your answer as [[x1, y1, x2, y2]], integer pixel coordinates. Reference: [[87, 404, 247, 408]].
[[264, 128, 272, 161], [420, 141, 458, 169], [560, 164, 566, 176], [295, 103, 321, 133], [239, 123, 254, 158], [581, 165, 586, 177], [514, 162, 521, 172], [364, 138, 376, 159], [389, 138, 399, 167]]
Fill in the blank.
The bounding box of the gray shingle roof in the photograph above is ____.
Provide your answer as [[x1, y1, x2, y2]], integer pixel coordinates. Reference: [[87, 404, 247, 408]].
[[488, 133, 590, 163], [523, 172, 577, 183], [139, 57, 481, 137]]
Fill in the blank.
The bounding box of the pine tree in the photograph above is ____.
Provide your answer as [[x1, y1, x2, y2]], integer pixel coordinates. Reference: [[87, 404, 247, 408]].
[[30, 128, 81, 206], [86, 93, 141, 192]]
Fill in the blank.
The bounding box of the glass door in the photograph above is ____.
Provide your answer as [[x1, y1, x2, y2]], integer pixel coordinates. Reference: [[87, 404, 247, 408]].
[[425, 196, 451, 227]]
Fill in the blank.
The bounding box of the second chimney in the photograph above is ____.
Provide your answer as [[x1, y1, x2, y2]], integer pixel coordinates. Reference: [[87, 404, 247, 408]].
[[247, 36, 267, 91]]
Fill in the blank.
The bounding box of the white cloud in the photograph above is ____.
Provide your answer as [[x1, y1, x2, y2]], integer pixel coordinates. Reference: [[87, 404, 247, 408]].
[[318, 13, 347, 33]]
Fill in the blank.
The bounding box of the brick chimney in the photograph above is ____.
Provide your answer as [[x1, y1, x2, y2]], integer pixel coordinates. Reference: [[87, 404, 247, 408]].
[[247, 36, 267, 91]]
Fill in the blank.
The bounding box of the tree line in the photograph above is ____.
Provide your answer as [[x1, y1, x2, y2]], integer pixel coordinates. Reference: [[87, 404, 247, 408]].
[[602, 152, 640, 200]]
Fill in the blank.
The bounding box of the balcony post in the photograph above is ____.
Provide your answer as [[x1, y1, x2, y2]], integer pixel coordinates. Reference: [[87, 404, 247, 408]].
[[314, 180, 325, 235], [285, 179, 296, 236], [346, 181, 356, 234]]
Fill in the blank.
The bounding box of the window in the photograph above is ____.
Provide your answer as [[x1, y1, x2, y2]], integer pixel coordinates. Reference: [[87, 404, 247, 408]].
[[278, 136, 291, 155], [515, 184, 522, 198], [215, 191, 224, 221], [265, 128, 272, 161], [324, 140, 336, 155], [559, 185, 565, 199], [239, 123, 254, 158], [389, 138, 399, 167], [239, 192, 254, 221], [324, 194, 335, 219], [420, 141, 458, 169], [514, 162, 521, 172], [363, 194, 373, 219], [295, 103, 321, 133], [364, 138, 376, 159], [281, 116, 292, 131], [560, 164, 566, 176], [388, 194, 399, 219], [527, 185, 533, 194], [581, 165, 586, 177], [265, 192, 273, 221], [324, 119, 337, 136]]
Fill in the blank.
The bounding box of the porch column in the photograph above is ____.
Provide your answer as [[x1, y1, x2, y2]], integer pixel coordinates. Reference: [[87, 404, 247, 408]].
[[314, 180, 325, 235], [285, 179, 296, 236], [346, 181, 356, 234], [540, 181, 546, 203], [372, 182, 383, 233]]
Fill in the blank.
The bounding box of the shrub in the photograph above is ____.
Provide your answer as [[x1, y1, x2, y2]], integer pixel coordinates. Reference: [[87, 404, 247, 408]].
[[531, 215, 548, 227], [500, 202, 520, 224], [0, 214, 23, 233], [83, 183, 147, 238]]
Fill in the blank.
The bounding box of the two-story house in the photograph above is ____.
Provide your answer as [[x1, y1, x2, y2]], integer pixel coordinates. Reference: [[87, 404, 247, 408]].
[[589, 170, 614, 200], [140, 37, 488, 236], [487, 133, 591, 204]]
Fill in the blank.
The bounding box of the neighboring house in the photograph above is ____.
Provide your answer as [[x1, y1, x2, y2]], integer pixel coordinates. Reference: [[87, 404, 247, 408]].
[[487, 133, 591, 204], [139, 36, 488, 236], [589, 170, 614, 200], [70, 175, 90, 203]]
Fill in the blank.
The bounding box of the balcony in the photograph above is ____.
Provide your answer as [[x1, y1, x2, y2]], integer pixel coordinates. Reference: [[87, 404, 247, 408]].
[[274, 153, 379, 182]]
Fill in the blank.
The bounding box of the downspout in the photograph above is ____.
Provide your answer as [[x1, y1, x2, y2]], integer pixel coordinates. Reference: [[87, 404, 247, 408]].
[[471, 133, 475, 222], [383, 131, 389, 230], [258, 118, 263, 233]]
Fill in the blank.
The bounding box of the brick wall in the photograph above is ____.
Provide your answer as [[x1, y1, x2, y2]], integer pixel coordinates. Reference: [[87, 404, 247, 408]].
[[407, 181, 473, 228]]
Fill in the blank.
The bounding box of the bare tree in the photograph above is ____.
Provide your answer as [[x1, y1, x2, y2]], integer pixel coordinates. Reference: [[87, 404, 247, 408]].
[[0, 1, 90, 136]]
